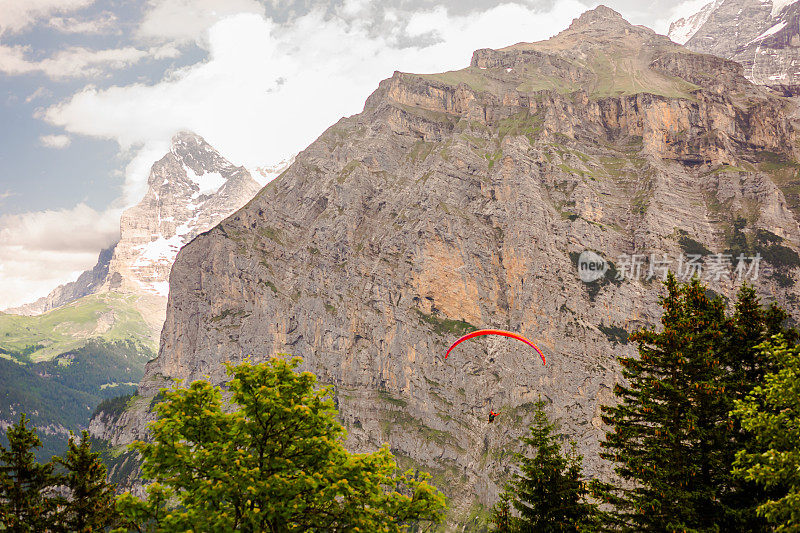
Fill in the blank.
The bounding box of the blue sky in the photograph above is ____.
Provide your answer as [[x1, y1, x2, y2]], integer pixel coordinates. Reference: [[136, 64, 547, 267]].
[[0, 0, 707, 308]]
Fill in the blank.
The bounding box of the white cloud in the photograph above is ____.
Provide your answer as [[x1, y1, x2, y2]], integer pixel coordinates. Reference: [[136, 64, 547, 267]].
[[0, 204, 121, 309], [0, 43, 180, 80], [137, 0, 265, 44], [39, 134, 71, 148], [44, 2, 587, 200], [25, 87, 52, 103], [49, 11, 119, 34], [0, 0, 94, 35]]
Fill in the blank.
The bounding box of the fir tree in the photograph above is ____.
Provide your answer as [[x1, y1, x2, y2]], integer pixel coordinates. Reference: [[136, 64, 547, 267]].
[[490, 492, 513, 532], [54, 430, 119, 531], [494, 400, 599, 533], [0, 414, 59, 532], [598, 276, 791, 531], [732, 335, 800, 531], [718, 285, 795, 528]]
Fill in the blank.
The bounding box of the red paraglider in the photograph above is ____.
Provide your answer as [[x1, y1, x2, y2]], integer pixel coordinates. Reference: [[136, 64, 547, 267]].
[[445, 329, 546, 365]]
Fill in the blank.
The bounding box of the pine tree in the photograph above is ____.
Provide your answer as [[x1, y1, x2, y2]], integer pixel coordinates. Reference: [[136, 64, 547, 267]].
[[54, 430, 119, 531], [732, 335, 800, 531], [0, 414, 59, 532], [598, 275, 791, 531], [494, 400, 599, 533], [490, 492, 513, 532]]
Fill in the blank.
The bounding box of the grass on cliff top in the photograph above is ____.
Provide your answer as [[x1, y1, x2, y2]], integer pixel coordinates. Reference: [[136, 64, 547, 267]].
[[417, 47, 699, 101], [0, 292, 157, 362], [586, 50, 700, 99], [418, 67, 493, 92]]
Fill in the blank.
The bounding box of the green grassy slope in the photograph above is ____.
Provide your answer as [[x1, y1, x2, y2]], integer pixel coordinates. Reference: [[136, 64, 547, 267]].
[[0, 292, 156, 362], [0, 292, 158, 460]]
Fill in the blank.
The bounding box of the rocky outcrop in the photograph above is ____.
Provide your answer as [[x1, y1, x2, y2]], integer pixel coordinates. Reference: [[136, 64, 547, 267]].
[[103, 6, 800, 526], [5, 244, 116, 316], [670, 0, 800, 93], [105, 132, 262, 300]]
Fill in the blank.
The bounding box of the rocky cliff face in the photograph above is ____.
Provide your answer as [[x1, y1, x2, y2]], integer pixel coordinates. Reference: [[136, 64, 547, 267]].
[[670, 0, 800, 94], [102, 6, 800, 524]]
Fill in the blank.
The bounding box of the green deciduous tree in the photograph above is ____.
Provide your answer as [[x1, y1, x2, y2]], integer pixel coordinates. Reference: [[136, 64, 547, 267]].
[[0, 414, 59, 532], [115, 356, 447, 532], [598, 276, 791, 532], [733, 336, 800, 532], [54, 430, 120, 531], [492, 400, 599, 533]]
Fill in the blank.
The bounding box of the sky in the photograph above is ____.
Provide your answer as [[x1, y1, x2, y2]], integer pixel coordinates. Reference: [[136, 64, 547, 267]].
[[0, 0, 712, 309]]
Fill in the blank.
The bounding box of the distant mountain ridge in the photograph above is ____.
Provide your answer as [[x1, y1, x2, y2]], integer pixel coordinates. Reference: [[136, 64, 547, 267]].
[[669, 0, 800, 93], [4, 132, 278, 329], [5, 244, 117, 316]]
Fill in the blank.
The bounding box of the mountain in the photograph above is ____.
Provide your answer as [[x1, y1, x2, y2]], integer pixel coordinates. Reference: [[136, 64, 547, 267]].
[[0, 294, 156, 460], [3, 132, 265, 327], [0, 133, 266, 460], [96, 6, 800, 526], [668, 0, 725, 45], [0, 292, 156, 362], [106, 131, 262, 302], [669, 0, 800, 93], [5, 245, 116, 316]]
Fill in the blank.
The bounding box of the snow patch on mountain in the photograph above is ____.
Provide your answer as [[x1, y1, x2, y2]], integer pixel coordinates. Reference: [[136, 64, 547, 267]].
[[133, 235, 183, 265], [248, 155, 296, 186], [184, 165, 226, 196], [750, 19, 788, 43], [772, 0, 798, 16], [669, 0, 724, 44]]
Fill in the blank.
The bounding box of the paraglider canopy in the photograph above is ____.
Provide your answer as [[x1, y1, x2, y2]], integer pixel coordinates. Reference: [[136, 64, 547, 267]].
[[445, 329, 546, 365]]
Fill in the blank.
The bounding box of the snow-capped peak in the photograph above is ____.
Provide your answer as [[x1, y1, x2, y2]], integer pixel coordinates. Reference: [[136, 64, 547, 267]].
[[248, 155, 296, 186], [668, 0, 724, 45], [108, 131, 262, 297]]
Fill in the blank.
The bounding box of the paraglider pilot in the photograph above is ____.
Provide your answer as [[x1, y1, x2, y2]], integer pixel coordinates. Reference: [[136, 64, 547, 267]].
[[488, 410, 499, 423]]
